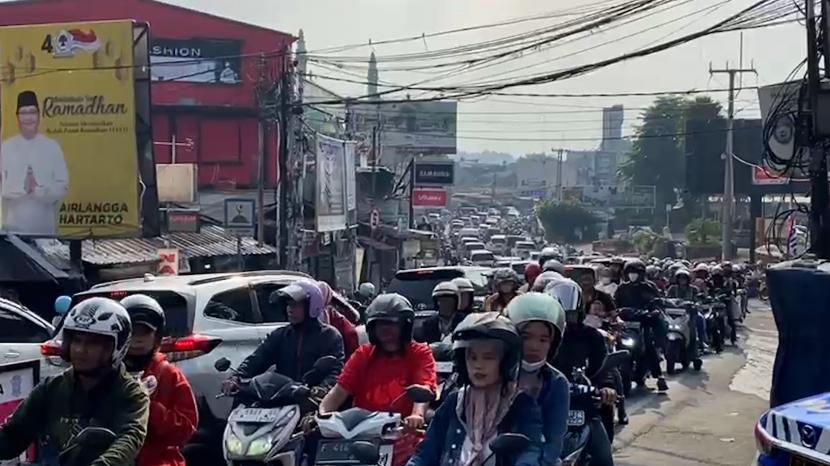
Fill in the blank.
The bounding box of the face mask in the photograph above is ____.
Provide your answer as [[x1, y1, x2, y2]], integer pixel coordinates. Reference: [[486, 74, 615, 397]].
[[600, 277, 611, 285], [583, 314, 603, 328], [628, 273, 640, 282], [522, 359, 546, 372]]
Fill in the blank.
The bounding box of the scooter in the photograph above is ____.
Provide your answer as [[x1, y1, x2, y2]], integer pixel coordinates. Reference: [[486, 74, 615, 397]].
[[350, 433, 530, 466], [56, 427, 116, 466], [216, 356, 339, 466], [616, 309, 648, 395], [701, 294, 729, 353], [561, 351, 629, 466], [663, 299, 703, 374], [314, 385, 435, 466]]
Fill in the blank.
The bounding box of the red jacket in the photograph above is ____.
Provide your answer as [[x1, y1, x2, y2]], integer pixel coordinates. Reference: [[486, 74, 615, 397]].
[[136, 353, 199, 466], [326, 307, 359, 357]]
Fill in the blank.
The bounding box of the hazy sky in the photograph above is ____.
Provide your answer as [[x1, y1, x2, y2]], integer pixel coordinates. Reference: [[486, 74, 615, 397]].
[[143, 1, 807, 155]]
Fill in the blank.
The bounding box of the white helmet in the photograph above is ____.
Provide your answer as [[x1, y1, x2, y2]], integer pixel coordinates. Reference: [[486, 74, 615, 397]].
[[543, 277, 583, 312], [61, 297, 132, 370]]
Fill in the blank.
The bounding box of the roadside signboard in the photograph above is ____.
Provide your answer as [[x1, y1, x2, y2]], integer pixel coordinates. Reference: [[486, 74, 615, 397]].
[[157, 248, 179, 276], [752, 165, 790, 185], [412, 187, 448, 207], [0, 360, 38, 464], [224, 198, 255, 236], [414, 162, 455, 185]]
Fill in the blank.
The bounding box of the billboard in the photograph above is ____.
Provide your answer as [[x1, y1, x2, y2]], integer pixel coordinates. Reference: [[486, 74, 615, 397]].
[[149, 38, 242, 84], [562, 185, 656, 209], [316, 134, 347, 232], [414, 161, 454, 185], [0, 21, 140, 237], [412, 187, 448, 208]]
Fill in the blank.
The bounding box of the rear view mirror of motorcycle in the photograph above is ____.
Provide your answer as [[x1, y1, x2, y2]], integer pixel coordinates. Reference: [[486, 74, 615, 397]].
[[350, 441, 380, 465], [591, 350, 629, 382], [302, 356, 340, 385], [59, 427, 117, 466], [405, 384, 435, 403], [214, 358, 232, 372], [489, 433, 530, 457]]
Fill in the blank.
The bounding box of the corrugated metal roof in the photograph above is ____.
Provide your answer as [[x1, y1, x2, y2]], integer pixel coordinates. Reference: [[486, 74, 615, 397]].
[[35, 225, 277, 266]]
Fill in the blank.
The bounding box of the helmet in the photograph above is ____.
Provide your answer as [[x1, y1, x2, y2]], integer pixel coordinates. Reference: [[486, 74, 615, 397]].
[[693, 263, 710, 273], [542, 259, 565, 274], [645, 265, 660, 278], [539, 247, 560, 267], [451, 277, 475, 294], [54, 295, 72, 316], [532, 270, 564, 292], [120, 294, 166, 335], [543, 277, 583, 312], [711, 265, 724, 276], [493, 268, 519, 286], [432, 281, 459, 299], [365, 293, 415, 346], [358, 282, 376, 299], [524, 263, 542, 283], [674, 268, 691, 282], [451, 312, 522, 385], [623, 259, 646, 275], [61, 297, 132, 370], [610, 256, 626, 266], [504, 293, 565, 358], [278, 281, 325, 320]]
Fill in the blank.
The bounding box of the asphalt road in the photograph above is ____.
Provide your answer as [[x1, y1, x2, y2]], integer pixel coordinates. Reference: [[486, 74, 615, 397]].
[[613, 300, 774, 466]]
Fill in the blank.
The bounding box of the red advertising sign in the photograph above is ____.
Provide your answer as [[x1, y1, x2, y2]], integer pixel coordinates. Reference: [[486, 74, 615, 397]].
[[412, 187, 448, 207], [752, 166, 789, 185]]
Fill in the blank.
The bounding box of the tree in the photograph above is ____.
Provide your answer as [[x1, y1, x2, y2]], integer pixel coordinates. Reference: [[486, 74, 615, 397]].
[[537, 201, 599, 243], [619, 96, 724, 227]]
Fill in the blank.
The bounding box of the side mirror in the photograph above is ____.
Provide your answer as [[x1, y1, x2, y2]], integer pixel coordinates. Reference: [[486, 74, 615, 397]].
[[489, 433, 530, 457], [214, 358, 232, 372], [303, 356, 339, 385], [592, 350, 629, 381], [405, 384, 435, 404], [350, 441, 380, 465], [54, 295, 72, 316]]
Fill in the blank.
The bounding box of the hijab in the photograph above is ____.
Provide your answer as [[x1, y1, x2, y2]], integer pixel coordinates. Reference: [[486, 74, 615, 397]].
[[317, 281, 333, 324]]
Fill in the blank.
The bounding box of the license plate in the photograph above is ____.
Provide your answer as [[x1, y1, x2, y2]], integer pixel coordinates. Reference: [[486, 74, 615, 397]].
[[791, 456, 822, 466], [567, 410, 585, 427], [316, 441, 393, 466], [435, 361, 453, 373], [625, 322, 641, 329], [229, 408, 281, 423]]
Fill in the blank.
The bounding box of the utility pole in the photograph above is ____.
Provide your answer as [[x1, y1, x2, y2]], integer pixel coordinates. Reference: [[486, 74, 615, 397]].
[[371, 125, 378, 202], [557, 148, 564, 202], [709, 63, 756, 261], [256, 53, 267, 248], [277, 47, 290, 268]]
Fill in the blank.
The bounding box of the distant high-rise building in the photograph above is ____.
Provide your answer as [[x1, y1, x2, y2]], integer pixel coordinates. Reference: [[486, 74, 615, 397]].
[[367, 52, 379, 99], [601, 105, 624, 152]]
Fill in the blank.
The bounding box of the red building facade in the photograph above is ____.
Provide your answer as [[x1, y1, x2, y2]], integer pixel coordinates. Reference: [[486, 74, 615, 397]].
[[0, 0, 295, 188]]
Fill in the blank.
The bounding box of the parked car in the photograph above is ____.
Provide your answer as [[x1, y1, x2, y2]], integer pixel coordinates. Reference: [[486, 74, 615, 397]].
[[0, 298, 55, 377], [41, 270, 358, 464]]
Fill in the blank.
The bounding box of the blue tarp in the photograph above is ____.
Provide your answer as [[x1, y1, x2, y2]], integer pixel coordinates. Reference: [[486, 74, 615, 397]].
[[768, 265, 830, 407]]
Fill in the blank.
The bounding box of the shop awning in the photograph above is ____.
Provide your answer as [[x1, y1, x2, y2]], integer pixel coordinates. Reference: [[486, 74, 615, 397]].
[[0, 236, 69, 283], [357, 236, 397, 252]]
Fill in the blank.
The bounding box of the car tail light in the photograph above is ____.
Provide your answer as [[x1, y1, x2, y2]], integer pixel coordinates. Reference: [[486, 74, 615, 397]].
[[40, 340, 62, 357], [161, 334, 221, 362]]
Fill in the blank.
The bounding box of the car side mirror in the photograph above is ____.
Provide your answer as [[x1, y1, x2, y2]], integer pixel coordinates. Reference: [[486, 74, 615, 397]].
[[350, 441, 380, 465], [405, 384, 435, 403], [214, 358, 232, 372]]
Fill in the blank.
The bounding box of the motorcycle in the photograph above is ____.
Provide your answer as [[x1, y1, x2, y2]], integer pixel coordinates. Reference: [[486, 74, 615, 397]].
[[662, 299, 702, 374], [350, 433, 530, 466], [314, 385, 435, 466], [51, 427, 117, 466], [215, 356, 339, 466], [616, 309, 650, 395], [700, 294, 730, 353], [561, 350, 629, 466]]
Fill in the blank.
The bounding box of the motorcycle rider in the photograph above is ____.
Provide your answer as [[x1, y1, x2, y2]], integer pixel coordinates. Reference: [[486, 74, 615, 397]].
[[577, 269, 616, 316], [546, 278, 617, 465], [484, 268, 521, 313], [539, 246, 562, 268], [710, 266, 738, 345], [356, 282, 376, 307], [318, 281, 360, 357], [519, 262, 542, 293], [320, 294, 436, 429], [666, 269, 697, 300], [223, 281, 345, 395], [615, 259, 668, 392], [608, 257, 626, 285], [505, 293, 570, 466], [121, 295, 198, 466], [451, 277, 476, 314], [407, 312, 543, 466], [595, 265, 618, 297], [0, 298, 149, 466], [417, 282, 465, 343]]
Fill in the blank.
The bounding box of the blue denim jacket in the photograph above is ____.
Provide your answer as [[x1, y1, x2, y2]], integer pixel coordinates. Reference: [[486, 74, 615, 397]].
[[531, 365, 570, 466], [407, 390, 543, 466]]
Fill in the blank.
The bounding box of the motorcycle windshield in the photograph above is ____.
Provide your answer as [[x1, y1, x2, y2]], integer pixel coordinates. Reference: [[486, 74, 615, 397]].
[[248, 371, 294, 402]]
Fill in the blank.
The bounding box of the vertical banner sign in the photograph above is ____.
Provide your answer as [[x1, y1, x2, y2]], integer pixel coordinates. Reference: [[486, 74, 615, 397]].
[[0, 21, 140, 238], [316, 134, 346, 232], [345, 141, 356, 211]]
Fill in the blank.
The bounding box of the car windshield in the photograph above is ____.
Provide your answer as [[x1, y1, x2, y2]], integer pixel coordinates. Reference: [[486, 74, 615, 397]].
[[71, 290, 192, 337], [491, 237, 506, 245], [472, 251, 495, 261], [389, 269, 488, 310]]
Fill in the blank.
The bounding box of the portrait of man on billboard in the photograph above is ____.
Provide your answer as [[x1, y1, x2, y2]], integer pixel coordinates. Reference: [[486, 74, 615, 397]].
[[0, 90, 69, 236]]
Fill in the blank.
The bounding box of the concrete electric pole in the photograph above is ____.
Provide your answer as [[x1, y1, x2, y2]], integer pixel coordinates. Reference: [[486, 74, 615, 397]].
[[709, 63, 756, 261]]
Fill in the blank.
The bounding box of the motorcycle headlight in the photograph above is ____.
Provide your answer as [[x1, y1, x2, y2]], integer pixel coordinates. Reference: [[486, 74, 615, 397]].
[[670, 324, 681, 331], [226, 433, 243, 455], [247, 436, 273, 456], [621, 337, 635, 347]]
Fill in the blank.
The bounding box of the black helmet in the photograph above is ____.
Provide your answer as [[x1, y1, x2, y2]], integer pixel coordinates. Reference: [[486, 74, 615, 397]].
[[365, 293, 415, 347], [452, 312, 522, 385], [623, 259, 646, 275], [645, 265, 660, 278], [120, 294, 166, 336]]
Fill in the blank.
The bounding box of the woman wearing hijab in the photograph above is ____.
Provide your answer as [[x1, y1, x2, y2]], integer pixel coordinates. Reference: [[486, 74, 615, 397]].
[[407, 312, 542, 466], [317, 281, 359, 357]]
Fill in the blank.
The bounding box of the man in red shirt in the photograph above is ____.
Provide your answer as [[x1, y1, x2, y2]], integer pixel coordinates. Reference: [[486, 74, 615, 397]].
[[319, 293, 437, 426]]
